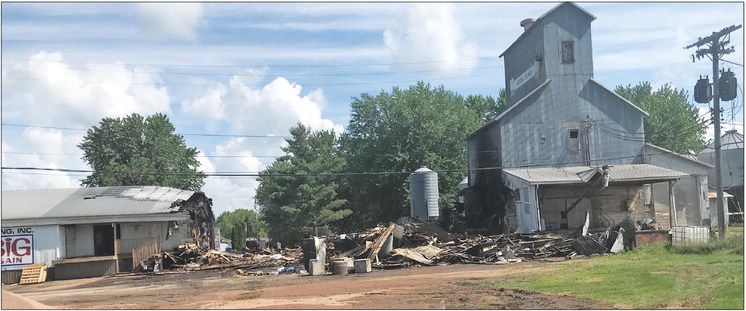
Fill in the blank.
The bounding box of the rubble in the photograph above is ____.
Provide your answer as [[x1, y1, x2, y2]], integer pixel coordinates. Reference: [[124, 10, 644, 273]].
[[133, 215, 657, 277]]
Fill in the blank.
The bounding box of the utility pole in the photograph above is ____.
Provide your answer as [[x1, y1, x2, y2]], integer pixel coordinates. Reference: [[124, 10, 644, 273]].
[[685, 24, 742, 237]]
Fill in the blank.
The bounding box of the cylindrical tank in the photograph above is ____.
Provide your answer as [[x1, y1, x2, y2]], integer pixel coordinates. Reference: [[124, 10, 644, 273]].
[[409, 166, 439, 221], [332, 259, 348, 275]]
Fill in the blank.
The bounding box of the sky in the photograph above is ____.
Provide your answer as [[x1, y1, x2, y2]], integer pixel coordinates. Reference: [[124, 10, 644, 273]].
[[2, 2, 744, 216]]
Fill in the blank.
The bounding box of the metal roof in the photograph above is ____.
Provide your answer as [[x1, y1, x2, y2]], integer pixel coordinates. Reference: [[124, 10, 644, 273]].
[[701, 129, 744, 153], [2, 186, 196, 221], [499, 2, 596, 58], [645, 143, 714, 169], [503, 164, 689, 186]]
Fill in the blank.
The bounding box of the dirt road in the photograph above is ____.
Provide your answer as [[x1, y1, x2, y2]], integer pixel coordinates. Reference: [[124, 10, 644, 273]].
[[2, 259, 625, 309]]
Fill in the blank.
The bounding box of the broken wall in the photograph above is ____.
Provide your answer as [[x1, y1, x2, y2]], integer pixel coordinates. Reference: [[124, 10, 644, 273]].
[[538, 184, 650, 231]]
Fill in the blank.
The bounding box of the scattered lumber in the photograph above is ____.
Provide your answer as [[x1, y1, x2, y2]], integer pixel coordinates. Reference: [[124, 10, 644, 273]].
[[367, 223, 396, 263]]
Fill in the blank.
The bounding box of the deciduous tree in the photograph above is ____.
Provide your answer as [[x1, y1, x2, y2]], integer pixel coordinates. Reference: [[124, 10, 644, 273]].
[[78, 113, 205, 191], [340, 82, 506, 229], [615, 82, 707, 153]]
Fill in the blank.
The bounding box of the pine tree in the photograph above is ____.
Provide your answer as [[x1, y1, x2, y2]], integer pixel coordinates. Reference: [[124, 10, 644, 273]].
[[255, 123, 351, 245]]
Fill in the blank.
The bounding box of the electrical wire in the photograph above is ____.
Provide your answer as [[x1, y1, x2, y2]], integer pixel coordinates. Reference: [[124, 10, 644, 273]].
[[2, 151, 287, 159], [3, 62, 502, 78], [1, 123, 291, 139], [0, 149, 708, 178], [1, 56, 502, 69], [720, 59, 743, 67], [2, 72, 499, 87]]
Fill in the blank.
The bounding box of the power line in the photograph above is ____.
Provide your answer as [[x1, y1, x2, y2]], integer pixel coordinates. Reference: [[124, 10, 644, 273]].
[[2, 151, 287, 159], [1, 123, 452, 139], [720, 58, 743, 67], [1, 123, 291, 139], [2, 73, 498, 87], [0, 149, 705, 178], [4, 62, 502, 78], [1, 56, 501, 69]]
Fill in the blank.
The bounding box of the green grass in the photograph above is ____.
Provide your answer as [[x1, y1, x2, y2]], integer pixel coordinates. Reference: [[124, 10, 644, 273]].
[[483, 230, 744, 309]]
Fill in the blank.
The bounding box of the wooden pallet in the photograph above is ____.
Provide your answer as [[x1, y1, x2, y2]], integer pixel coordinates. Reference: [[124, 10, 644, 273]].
[[19, 263, 47, 285]]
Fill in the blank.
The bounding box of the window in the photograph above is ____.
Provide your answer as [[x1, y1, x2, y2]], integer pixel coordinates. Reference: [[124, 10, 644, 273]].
[[561, 40, 575, 64], [569, 129, 580, 151]]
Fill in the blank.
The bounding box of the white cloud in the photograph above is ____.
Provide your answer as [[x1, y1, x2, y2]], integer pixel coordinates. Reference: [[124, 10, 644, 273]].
[[135, 3, 204, 40], [1, 129, 85, 190], [183, 75, 342, 135], [182, 73, 343, 214], [3, 51, 170, 128], [2, 51, 172, 190], [383, 3, 479, 73]]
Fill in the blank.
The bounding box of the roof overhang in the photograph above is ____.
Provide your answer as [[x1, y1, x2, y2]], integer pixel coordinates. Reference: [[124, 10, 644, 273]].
[[502, 164, 689, 189]]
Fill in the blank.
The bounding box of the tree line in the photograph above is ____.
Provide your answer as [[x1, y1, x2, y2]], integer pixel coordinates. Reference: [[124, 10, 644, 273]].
[[79, 82, 707, 246]]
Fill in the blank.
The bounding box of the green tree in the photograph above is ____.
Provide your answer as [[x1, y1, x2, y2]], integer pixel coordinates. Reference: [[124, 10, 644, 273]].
[[230, 225, 246, 251], [615, 82, 708, 153], [466, 88, 508, 123], [255, 123, 351, 245], [217, 208, 267, 250], [340, 82, 505, 229], [78, 113, 205, 191]]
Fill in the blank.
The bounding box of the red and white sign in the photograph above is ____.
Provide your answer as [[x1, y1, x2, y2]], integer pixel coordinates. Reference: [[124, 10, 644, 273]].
[[1, 228, 34, 267]]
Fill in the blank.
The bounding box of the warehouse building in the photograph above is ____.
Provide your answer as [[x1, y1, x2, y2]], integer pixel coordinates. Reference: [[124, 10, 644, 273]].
[[1, 186, 215, 283]]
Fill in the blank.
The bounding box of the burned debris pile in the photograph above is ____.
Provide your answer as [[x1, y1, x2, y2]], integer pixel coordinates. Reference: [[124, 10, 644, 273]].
[[317, 216, 639, 271], [135, 243, 302, 274], [134, 216, 653, 276]]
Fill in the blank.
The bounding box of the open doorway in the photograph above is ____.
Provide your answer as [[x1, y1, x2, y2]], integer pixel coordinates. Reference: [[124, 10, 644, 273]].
[[93, 224, 114, 256]]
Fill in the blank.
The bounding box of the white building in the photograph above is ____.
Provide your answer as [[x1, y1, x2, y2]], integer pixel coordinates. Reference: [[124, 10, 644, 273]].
[[1, 186, 215, 283]]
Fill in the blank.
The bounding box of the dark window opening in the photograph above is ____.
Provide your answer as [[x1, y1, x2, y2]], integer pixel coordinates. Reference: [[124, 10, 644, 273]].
[[562, 40, 575, 64], [569, 129, 580, 151]]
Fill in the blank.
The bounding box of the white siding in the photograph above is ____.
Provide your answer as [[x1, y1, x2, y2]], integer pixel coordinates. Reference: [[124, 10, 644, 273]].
[[1, 225, 62, 270]]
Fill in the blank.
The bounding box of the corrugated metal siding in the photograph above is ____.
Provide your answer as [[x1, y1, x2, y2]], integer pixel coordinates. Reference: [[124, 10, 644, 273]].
[[498, 79, 646, 168], [494, 3, 645, 170], [503, 22, 546, 105]]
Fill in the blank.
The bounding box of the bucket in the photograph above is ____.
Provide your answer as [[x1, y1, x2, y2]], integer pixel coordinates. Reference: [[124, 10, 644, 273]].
[[332, 259, 348, 275]]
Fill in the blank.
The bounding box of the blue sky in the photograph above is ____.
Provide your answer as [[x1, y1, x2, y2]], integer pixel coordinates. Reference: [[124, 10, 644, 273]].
[[2, 2, 743, 216]]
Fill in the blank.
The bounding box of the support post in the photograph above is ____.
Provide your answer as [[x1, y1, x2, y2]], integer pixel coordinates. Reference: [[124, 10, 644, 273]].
[[711, 40, 726, 237], [113, 223, 120, 273], [669, 181, 678, 227]]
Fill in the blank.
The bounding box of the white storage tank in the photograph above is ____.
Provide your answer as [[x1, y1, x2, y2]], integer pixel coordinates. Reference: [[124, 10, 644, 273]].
[[409, 166, 439, 221]]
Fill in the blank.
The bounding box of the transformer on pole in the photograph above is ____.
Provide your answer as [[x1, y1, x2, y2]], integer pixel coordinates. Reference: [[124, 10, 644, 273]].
[[685, 24, 742, 237]]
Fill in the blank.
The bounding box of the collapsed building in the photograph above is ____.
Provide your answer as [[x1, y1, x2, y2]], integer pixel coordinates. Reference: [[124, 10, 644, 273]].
[[463, 2, 713, 234], [1, 186, 215, 283]]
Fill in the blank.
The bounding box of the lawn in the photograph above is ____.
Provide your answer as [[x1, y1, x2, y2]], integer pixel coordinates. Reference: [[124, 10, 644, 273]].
[[484, 228, 744, 309]]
